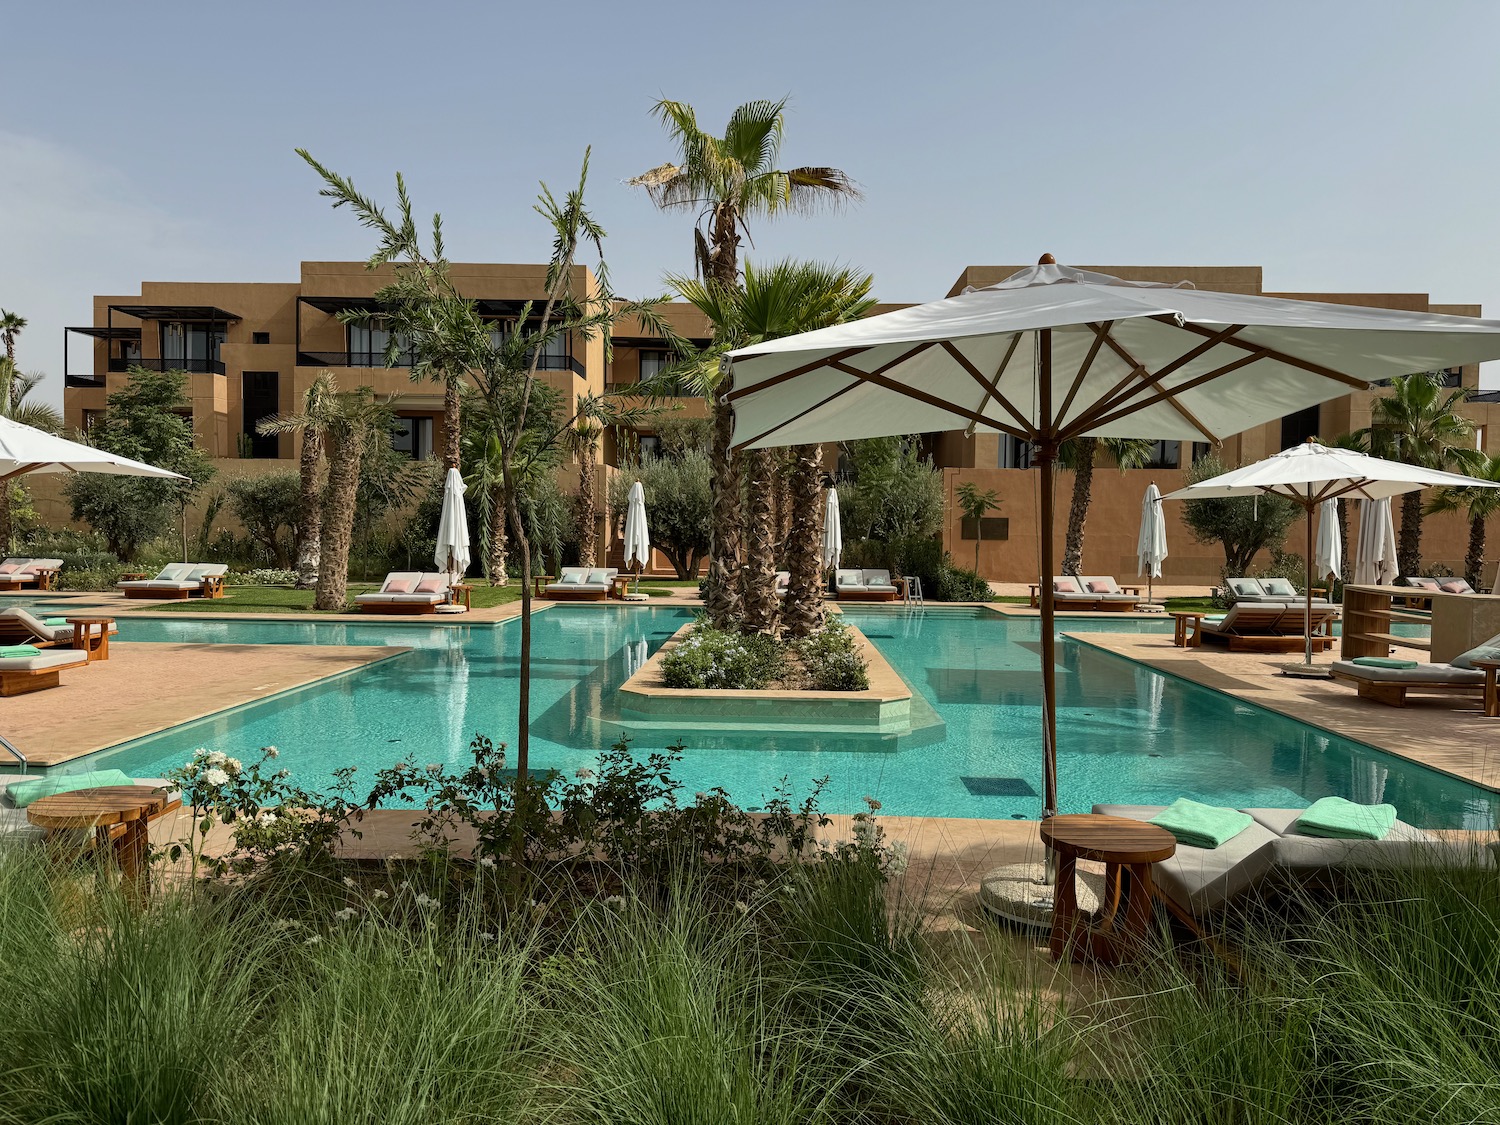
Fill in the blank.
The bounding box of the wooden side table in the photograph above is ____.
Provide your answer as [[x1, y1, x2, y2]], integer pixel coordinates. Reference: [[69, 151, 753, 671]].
[[1169, 610, 1206, 647], [1040, 814, 1176, 964], [27, 785, 181, 906], [118, 571, 149, 582], [532, 575, 553, 598], [447, 583, 473, 610], [34, 568, 61, 591], [609, 575, 634, 600], [66, 616, 114, 661], [199, 575, 226, 598]]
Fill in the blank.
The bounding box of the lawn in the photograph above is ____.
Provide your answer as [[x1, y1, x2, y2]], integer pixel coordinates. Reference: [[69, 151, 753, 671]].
[[142, 581, 694, 613]]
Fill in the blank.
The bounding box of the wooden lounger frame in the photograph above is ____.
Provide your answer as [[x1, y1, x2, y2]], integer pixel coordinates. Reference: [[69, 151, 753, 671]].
[[835, 589, 900, 602], [1330, 666, 1499, 716], [0, 662, 86, 696], [357, 600, 444, 615]]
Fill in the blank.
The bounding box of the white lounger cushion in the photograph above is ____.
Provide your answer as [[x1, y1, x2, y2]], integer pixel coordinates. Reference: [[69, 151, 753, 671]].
[[835, 569, 865, 588], [1093, 803, 1280, 913], [0, 651, 90, 673], [354, 592, 444, 604], [1329, 660, 1486, 684]]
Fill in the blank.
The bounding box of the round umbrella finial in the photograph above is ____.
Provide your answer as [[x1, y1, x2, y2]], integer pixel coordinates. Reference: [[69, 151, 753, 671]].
[[1038, 253, 1056, 265]]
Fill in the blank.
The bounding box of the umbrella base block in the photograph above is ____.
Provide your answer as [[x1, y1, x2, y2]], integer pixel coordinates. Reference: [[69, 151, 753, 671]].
[[976, 861, 1106, 933], [435, 604, 467, 615], [1278, 662, 1332, 679]]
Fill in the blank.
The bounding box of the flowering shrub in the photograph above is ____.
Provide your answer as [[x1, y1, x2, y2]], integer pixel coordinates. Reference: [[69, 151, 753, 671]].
[[659, 627, 787, 689], [226, 568, 299, 586], [791, 620, 870, 691]]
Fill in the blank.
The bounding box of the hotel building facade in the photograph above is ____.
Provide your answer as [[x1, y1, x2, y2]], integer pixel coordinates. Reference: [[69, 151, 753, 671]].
[[53, 261, 1500, 585]]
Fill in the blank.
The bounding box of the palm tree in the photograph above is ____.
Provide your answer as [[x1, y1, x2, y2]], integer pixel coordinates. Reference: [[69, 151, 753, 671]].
[[0, 359, 61, 551], [0, 310, 26, 384], [261, 375, 386, 610], [671, 260, 875, 636], [956, 482, 1001, 572], [1364, 373, 1480, 576], [632, 98, 860, 630], [260, 374, 337, 589], [569, 418, 603, 568], [1426, 453, 1500, 588], [1059, 437, 1156, 575]]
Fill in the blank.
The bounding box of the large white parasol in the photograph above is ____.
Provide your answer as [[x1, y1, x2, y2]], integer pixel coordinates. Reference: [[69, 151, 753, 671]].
[[1136, 483, 1168, 604], [622, 480, 651, 592], [0, 415, 185, 481], [434, 467, 471, 602]]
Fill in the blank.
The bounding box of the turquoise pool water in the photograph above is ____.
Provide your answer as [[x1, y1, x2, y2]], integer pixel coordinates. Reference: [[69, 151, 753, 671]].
[[66, 606, 1494, 828]]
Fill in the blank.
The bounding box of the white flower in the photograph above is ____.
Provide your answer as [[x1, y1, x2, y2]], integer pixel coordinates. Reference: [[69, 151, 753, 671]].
[[265, 746, 279, 759], [275, 769, 290, 779], [205, 751, 227, 767], [255, 810, 277, 827], [886, 841, 911, 877], [304, 934, 323, 946], [343, 876, 356, 888], [224, 757, 243, 774], [333, 907, 357, 922], [425, 763, 443, 776], [734, 901, 749, 914], [479, 931, 497, 943], [202, 768, 230, 787], [478, 855, 496, 868], [371, 889, 389, 901], [413, 893, 438, 910], [393, 761, 409, 772], [694, 792, 708, 802], [604, 895, 625, 908], [272, 918, 299, 932], [574, 767, 595, 780]]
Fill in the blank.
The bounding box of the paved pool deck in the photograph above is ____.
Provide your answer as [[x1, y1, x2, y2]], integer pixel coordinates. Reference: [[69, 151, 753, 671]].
[[1076, 631, 1500, 792]]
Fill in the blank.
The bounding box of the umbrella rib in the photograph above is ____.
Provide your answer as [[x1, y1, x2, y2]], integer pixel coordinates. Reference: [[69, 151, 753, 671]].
[[825, 359, 1018, 435], [0, 462, 61, 482], [1053, 322, 1112, 428], [724, 344, 922, 404], [1077, 349, 1267, 436], [1159, 318, 1372, 390], [941, 337, 1031, 433], [732, 381, 864, 450], [1093, 334, 1223, 443]]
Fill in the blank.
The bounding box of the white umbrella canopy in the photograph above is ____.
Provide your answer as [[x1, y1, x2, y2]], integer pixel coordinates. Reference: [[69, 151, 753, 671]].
[[0, 415, 185, 481], [434, 468, 471, 591], [1163, 442, 1498, 664], [1136, 483, 1168, 602], [1354, 497, 1399, 586], [1314, 498, 1342, 584], [822, 488, 842, 570], [622, 481, 651, 576], [726, 258, 1500, 821]]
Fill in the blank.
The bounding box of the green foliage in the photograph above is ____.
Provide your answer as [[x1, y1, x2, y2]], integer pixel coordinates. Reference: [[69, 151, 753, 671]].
[[63, 368, 216, 559], [1179, 452, 1299, 574], [836, 436, 945, 545], [225, 472, 302, 568], [653, 416, 712, 457], [934, 563, 992, 601], [607, 451, 713, 578], [790, 619, 869, 691], [660, 626, 789, 689], [843, 535, 992, 602], [955, 481, 1000, 523]]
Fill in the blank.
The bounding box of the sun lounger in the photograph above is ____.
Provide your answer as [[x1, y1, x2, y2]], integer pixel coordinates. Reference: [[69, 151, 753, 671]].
[[835, 568, 899, 601], [0, 559, 64, 591], [1091, 802, 1487, 935], [1225, 576, 1335, 606], [355, 572, 450, 614], [1040, 575, 1141, 611], [1330, 659, 1498, 714], [0, 774, 180, 847], [116, 562, 228, 599], [0, 648, 90, 696], [0, 607, 118, 649], [544, 567, 616, 601], [1181, 601, 1336, 652]]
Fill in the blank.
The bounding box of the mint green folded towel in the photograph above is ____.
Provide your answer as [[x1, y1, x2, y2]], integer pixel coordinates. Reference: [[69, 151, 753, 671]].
[[1294, 796, 1396, 840], [7, 769, 135, 808], [1149, 798, 1253, 850], [0, 644, 41, 659], [42, 618, 67, 627], [1352, 656, 1419, 669]]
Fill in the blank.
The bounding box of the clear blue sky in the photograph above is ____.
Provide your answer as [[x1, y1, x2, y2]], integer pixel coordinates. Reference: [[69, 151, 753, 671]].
[[7, 0, 1500, 409]]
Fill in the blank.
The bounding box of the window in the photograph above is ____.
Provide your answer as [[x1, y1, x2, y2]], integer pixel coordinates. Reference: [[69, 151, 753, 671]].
[[1439, 367, 1463, 388], [347, 320, 413, 366], [1476, 425, 1488, 452], [252, 331, 271, 345], [1143, 440, 1181, 469], [637, 434, 661, 460], [81, 409, 104, 433], [997, 434, 1033, 468], [1190, 441, 1212, 464], [241, 372, 280, 458], [639, 349, 670, 380], [160, 322, 225, 371], [1280, 405, 1320, 450], [390, 415, 433, 461]]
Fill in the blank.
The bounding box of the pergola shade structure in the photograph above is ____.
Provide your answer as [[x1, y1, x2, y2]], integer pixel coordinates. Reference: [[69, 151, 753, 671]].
[[726, 258, 1500, 822]]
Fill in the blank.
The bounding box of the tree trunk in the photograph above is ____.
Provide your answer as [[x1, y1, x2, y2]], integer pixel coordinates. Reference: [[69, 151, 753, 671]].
[[1062, 438, 1096, 577], [315, 427, 365, 611], [502, 470, 534, 878], [487, 481, 508, 585], [740, 448, 777, 633], [1398, 490, 1424, 578], [294, 429, 323, 590], [781, 444, 826, 640], [704, 394, 744, 629], [576, 437, 597, 568], [1336, 498, 1350, 581], [442, 376, 462, 472], [1465, 514, 1486, 589], [0, 488, 11, 556]]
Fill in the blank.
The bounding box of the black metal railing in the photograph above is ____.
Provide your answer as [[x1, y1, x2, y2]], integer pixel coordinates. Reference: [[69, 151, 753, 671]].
[[604, 379, 698, 397], [297, 350, 417, 368], [65, 373, 107, 389], [110, 357, 225, 374]]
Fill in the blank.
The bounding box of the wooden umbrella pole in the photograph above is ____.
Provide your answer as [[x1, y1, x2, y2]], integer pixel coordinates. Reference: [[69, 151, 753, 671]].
[[1037, 324, 1059, 823], [1304, 495, 1315, 666]]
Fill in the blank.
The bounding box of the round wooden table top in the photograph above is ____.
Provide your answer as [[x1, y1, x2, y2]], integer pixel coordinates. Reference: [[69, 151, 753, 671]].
[[1040, 814, 1177, 864], [64, 615, 115, 626], [25, 785, 173, 830]]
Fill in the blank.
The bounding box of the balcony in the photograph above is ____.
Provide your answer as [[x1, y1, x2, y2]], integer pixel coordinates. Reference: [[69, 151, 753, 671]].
[[605, 380, 699, 397], [298, 350, 418, 369], [109, 357, 225, 375], [64, 373, 107, 389]]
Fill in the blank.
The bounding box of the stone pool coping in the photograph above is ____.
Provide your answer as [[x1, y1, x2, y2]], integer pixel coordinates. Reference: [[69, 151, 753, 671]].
[[1073, 632, 1500, 793]]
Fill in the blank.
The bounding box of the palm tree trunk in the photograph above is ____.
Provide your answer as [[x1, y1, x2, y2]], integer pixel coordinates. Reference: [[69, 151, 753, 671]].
[[1398, 490, 1424, 578], [487, 482, 508, 585], [704, 395, 744, 629], [1062, 437, 1097, 576], [443, 375, 462, 471], [741, 447, 776, 632], [502, 470, 534, 878], [1465, 515, 1486, 589], [0, 489, 11, 556], [315, 426, 365, 612], [781, 444, 826, 640], [294, 429, 323, 590], [576, 439, 597, 568], [1336, 499, 1350, 581]]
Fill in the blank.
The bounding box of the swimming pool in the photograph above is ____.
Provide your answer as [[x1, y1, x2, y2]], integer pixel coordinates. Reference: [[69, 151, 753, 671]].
[[69, 606, 1494, 828]]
